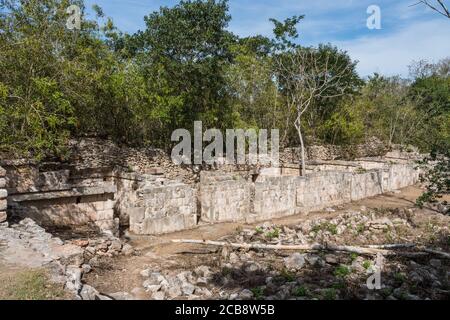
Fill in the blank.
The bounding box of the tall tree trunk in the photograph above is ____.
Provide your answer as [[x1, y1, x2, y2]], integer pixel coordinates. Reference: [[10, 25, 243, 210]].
[[295, 116, 306, 176]]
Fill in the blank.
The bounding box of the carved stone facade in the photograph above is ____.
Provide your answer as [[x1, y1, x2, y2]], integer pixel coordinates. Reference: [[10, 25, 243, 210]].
[[0, 152, 421, 236]]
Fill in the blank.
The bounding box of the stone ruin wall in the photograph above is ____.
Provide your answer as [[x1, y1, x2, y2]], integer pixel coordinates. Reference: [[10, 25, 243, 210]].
[[0, 160, 118, 234], [0, 154, 420, 236], [199, 172, 252, 223], [197, 162, 419, 226], [128, 181, 197, 235], [0, 166, 7, 223]]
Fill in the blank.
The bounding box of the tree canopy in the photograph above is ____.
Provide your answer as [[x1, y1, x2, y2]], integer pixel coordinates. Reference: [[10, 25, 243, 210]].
[[0, 0, 448, 162]]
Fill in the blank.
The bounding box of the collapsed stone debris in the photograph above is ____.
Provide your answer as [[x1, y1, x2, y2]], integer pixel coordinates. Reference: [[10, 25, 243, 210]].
[[0, 217, 135, 300]]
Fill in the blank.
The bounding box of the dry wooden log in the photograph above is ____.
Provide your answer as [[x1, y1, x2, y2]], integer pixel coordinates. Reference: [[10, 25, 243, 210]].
[[366, 244, 416, 249], [172, 240, 450, 259], [171, 239, 391, 255], [423, 248, 450, 259]]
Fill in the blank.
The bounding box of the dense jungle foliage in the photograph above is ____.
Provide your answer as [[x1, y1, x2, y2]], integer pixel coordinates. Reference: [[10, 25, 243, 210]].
[[0, 0, 449, 160]]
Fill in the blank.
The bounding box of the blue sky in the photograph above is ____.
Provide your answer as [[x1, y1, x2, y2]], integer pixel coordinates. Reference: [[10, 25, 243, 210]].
[[84, 0, 450, 77]]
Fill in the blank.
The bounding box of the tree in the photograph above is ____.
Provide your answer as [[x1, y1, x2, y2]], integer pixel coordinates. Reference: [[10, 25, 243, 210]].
[[408, 59, 450, 152], [275, 47, 354, 175], [413, 0, 450, 19], [416, 151, 449, 212], [132, 0, 235, 134], [225, 36, 281, 131], [0, 0, 84, 158]]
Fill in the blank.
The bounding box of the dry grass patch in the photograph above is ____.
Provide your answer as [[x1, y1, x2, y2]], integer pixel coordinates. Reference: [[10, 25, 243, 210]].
[[0, 267, 69, 300]]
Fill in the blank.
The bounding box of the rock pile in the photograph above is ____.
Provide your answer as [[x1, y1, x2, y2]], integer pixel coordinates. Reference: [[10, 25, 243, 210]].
[[231, 208, 422, 247], [208, 208, 449, 300], [0, 218, 135, 300], [282, 137, 387, 163], [133, 207, 448, 301], [139, 266, 214, 300], [67, 138, 198, 184]]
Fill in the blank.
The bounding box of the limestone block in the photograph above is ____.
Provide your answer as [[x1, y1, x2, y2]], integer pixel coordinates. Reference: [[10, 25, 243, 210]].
[[137, 214, 197, 235], [0, 178, 6, 188], [179, 205, 194, 215], [0, 211, 6, 223], [200, 181, 251, 223], [129, 207, 145, 225], [0, 189, 7, 199], [0, 199, 7, 211], [93, 209, 114, 221], [0, 166, 5, 177], [95, 219, 118, 234], [129, 223, 142, 234], [90, 199, 115, 211]]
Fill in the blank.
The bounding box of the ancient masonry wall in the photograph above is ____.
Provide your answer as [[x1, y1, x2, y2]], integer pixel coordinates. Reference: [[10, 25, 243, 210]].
[[128, 182, 197, 235], [1, 161, 118, 235], [1, 159, 419, 236], [0, 166, 7, 223], [200, 172, 251, 223], [198, 162, 419, 226]]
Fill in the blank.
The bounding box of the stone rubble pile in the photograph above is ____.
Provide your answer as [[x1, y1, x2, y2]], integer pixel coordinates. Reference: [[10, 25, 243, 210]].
[[230, 209, 415, 247], [0, 166, 6, 223], [67, 138, 198, 184], [126, 208, 448, 301], [282, 137, 388, 163], [211, 209, 448, 300], [0, 218, 135, 300], [138, 266, 215, 300]]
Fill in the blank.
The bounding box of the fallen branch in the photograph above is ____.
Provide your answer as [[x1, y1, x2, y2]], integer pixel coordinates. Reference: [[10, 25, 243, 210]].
[[172, 240, 450, 259], [177, 249, 219, 255], [423, 248, 450, 259], [366, 244, 416, 249], [171, 239, 391, 256]]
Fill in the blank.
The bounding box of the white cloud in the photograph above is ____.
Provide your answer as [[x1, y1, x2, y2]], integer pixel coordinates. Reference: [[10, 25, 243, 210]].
[[335, 19, 450, 77]]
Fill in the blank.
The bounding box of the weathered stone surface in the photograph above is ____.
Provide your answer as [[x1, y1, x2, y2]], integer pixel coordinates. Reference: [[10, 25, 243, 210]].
[[121, 243, 134, 256], [9, 185, 116, 202], [181, 282, 196, 296], [194, 266, 212, 279], [65, 266, 82, 293], [0, 211, 6, 223], [200, 173, 251, 223], [284, 253, 306, 271], [82, 264, 92, 274], [1, 147, 419, 237], [129, 207, 145, 225], [79, 284, 100, 300], [95, 218, 119, 235], [109, 292, 135, 300], [239, 289, 254, 300], [200, 162, 418, 227], [129, 183, 197, 235], [152, 291, 166, 300], [132, 213, 197, 235]]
